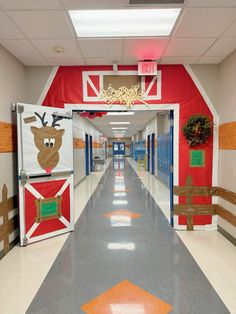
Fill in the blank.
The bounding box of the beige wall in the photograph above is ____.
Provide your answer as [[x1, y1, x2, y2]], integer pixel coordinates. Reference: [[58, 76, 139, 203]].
[[191, 52, 236, 239], [218, 51, 236, 238], [190, 64, 220, 110], [26, 66, 53, 104], [0, 46, 27, 255]]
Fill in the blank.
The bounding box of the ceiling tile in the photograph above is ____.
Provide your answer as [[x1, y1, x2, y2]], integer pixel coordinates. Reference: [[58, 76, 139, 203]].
[[165, 37, 216, 57], [160, 56, 198, 64], [124, 38, 169, 60], [0, 0, 62, 10], [60, 0, 126, 9], [205, 37, 236, 56], [174, 8, 236, 37], [47, 57, 86, 65], [78, 39, 123, 58], [122, 57, 140, 65], [85, 57, 122, 65], [223, 19, 236, 37], [197, 55, 225, 64], [0, 12, 24, 39], [8, 11, 74, 39], [0, 39, 41, 58], [31, 39, 82, 58], [18, 57, 49, 66], [187, 0, 236, 7]]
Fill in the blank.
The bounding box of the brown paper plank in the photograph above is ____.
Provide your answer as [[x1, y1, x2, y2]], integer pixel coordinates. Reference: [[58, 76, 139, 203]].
[[216, 205, 236, 227], [0, 121, 17, 153], [174, 204, 216, 216]]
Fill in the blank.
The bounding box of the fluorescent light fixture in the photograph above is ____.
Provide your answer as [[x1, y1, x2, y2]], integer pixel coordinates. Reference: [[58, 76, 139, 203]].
[[113, 131, 126, 133], [112, 127, 128, 130], [107, 112, 134, 116], [69, 9, 181, 37], [110, 122, 130, 125]]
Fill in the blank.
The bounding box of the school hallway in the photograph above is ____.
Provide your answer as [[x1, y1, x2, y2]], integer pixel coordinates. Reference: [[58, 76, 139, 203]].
[[23, 158, 228, 314]]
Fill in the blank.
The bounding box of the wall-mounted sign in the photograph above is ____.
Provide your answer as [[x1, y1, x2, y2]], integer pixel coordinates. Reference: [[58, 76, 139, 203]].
[[138, 61, 157, 76], [190, 150, 205, 167]]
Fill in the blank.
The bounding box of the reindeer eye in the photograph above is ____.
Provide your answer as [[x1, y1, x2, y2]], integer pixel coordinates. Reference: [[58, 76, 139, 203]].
[[49, 138, 55, 147], [43, 138, 50, 147]]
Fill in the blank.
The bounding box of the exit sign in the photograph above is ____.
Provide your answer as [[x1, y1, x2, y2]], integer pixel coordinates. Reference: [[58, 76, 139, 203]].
[[138, 61, 157, 76]]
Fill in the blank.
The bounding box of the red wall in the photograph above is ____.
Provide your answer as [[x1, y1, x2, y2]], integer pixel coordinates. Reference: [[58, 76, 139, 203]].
[[43, 65, 213, 225]]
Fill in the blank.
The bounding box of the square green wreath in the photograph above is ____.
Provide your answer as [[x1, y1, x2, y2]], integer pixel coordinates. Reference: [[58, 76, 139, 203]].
[[190, 150, 205, 167], [35, 195, 62, 223]]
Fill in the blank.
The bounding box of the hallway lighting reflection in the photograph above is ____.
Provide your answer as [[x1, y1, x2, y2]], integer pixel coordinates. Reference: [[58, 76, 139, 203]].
[[114, 192, 126, 197], [110, 215, 131, 227], [114, 184, 126, 191], [115, 176, 124, 181], [110, 304, 145, 314], [107, 242, 136, 251], [113, 200, 128, 205]]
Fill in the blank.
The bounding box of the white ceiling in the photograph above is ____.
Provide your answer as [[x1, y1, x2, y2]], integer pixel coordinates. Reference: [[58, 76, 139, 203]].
[[0, 0, 235, 66], [84, 110, 158, 138]]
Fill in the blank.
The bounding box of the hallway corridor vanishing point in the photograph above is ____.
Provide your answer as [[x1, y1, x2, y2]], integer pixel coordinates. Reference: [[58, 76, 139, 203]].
[[27, 158, 229, 314]]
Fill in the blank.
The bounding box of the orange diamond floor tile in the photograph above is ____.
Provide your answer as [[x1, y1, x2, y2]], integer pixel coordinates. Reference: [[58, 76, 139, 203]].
[[81, 280, 172, 314], [103, 209, 141, 219]]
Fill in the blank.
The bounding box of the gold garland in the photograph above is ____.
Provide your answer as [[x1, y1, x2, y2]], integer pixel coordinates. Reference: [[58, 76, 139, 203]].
[[102, 84, 148, 109]]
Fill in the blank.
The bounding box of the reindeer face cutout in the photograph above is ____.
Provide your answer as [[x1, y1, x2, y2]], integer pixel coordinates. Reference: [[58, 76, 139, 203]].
[[31, 113, 65, 173]]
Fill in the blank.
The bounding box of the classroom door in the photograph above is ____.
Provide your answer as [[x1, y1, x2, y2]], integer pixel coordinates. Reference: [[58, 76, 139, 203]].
[[89, 135, 93, 172], [113, 142, 125, 156], [16, 103, 74, 246], [151, 133, 155, 175], [147, 135, 150, 172], [85, 133, 89, 175]]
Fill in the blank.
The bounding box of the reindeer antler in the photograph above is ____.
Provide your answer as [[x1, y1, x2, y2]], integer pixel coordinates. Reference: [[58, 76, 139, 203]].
[[35, 112, 48, 126], [51, 114, 64, 127]]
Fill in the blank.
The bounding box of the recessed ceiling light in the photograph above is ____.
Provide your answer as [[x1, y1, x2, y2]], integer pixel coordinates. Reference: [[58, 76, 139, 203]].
[[112, 127, 128, 130], [110, 122, 130, 125], [53, 46, 65, 53], [68, 9, 181, 38], [107, 112, 134, 116]]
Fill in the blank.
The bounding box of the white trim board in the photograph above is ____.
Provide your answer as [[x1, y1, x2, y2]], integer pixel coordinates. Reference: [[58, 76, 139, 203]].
[[65, 103, 179, 190], [82, 70, 162, 102]]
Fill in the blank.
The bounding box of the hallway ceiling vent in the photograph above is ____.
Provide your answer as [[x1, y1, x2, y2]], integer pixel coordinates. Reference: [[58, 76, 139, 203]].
[[129, 0, 184, 4]]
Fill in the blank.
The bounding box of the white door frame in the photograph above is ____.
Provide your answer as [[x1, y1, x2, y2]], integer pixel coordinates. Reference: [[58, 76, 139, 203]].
[[65, 103, 180, 200]]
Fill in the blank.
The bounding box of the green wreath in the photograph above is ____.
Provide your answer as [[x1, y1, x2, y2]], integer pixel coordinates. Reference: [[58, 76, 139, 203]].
[[183, 115, 212, 147]]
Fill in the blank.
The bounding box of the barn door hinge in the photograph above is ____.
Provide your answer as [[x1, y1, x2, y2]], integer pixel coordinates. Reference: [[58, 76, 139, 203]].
[[17, 104, 24, 113], [11, 103, 17, 112], [23, 236, 28, 246], [20, 170, 27, 185]]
